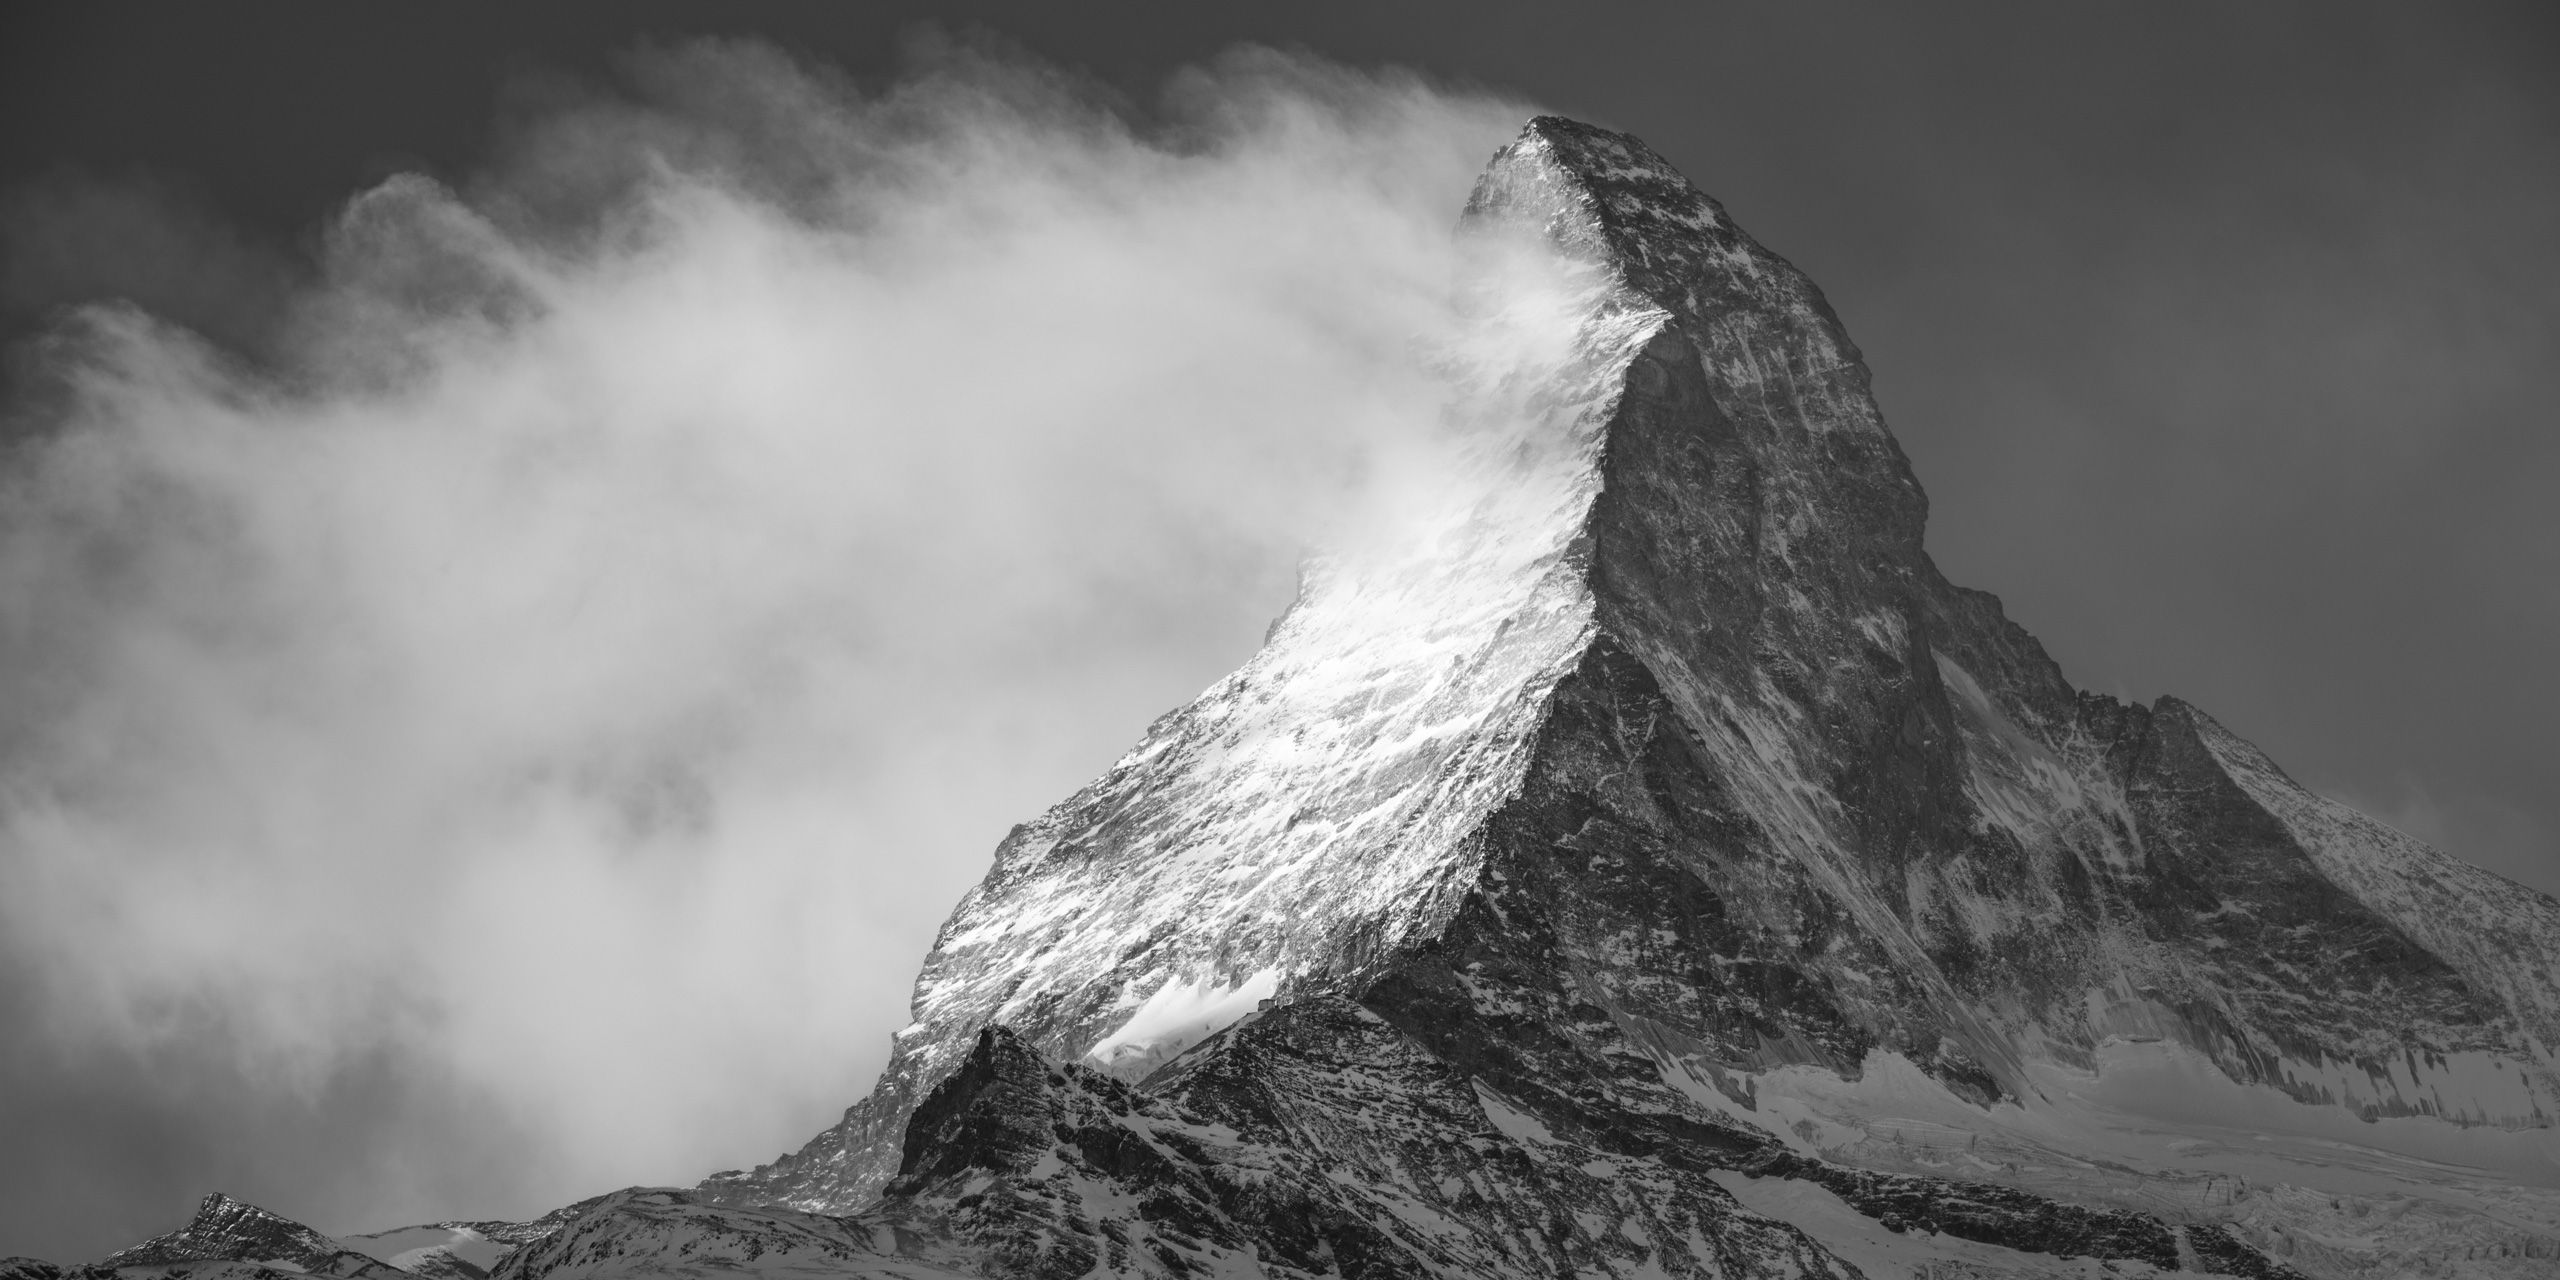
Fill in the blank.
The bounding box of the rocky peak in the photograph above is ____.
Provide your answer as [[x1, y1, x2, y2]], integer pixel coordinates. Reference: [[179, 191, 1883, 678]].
[[673, 114, 2560, 1276], [58, 1193, 414, 1280], [102, 1194, 349, 1269]]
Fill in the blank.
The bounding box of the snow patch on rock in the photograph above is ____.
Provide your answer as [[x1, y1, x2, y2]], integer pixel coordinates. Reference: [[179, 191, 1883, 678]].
[[1082, 967, 1279, 1080]]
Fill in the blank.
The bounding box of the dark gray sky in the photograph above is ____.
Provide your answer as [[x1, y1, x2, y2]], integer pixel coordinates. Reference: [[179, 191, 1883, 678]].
[[3, 0, 2553, 1263]]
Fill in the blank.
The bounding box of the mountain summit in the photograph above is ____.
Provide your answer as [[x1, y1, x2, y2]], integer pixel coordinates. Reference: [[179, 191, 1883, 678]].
[[685, 115, 2560, 1276], [54, 115, 2560, 1280]]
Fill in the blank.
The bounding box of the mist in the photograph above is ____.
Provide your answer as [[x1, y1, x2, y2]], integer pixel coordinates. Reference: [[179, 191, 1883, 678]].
[[0, 38, 1536, 1248]]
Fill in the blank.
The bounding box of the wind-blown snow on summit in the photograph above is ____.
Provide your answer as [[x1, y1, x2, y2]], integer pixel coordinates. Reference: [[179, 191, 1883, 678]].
[[677, 116, 2560, 1277], [693, 117, 1675, 1214]]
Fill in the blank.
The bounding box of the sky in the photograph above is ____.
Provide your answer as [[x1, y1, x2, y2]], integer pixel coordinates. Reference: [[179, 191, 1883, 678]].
[[2, 0, 2554, 1262]]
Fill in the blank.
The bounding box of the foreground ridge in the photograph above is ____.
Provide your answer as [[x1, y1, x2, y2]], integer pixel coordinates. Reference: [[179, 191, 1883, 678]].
[[281, 1021, 2293, 1280]]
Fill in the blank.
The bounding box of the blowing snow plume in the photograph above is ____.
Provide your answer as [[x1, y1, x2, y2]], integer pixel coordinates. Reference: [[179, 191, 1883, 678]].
[[0, 38, 1556, 1248]]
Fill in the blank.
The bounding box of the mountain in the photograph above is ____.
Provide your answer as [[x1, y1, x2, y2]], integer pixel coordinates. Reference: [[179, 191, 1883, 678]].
[[677, 115, 2560, 1276], [51, 113, 2560, 1280]]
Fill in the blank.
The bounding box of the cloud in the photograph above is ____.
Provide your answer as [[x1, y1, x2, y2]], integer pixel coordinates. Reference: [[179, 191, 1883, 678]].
[[0, 171, 300, 361], [0, 37, 1537, 1242]]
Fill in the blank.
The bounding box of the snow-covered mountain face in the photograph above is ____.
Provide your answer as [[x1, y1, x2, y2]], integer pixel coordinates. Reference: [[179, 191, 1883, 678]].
[[695, 114, 1676, 1221], [43, 114, 2560, 1280], [681, 115, 2560, 1276]]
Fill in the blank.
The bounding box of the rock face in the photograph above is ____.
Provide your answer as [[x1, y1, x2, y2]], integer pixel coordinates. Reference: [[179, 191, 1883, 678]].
[[681, 115, 2560, 1277]]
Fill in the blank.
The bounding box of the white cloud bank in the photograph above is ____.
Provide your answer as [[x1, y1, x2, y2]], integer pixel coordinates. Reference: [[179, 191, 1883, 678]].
[[0, 40, 1544, 1230]]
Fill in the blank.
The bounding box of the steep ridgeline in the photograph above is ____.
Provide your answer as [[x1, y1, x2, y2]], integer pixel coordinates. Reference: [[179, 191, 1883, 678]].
[[674, 116, 2560, 1277]]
